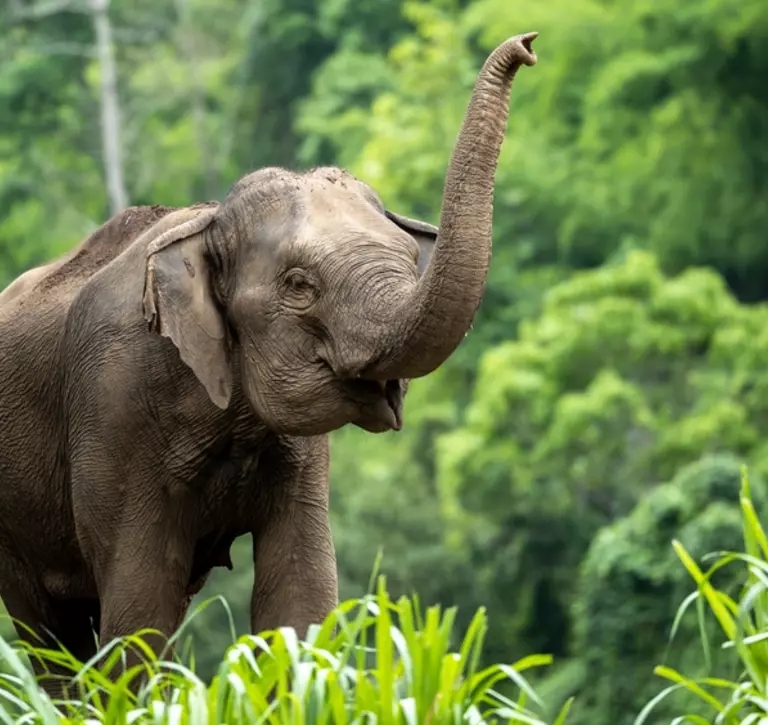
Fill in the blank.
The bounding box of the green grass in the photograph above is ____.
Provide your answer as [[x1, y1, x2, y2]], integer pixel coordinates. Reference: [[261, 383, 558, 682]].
[[636, 467, 768, 725], [2, 467, 768, 724], [0, 575, 573, 724]]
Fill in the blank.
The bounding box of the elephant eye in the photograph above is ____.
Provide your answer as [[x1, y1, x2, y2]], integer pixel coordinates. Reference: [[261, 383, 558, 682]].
[[287, 272, 307, 289], [282, 268, 318, 309], [284, 268, 310, 289]]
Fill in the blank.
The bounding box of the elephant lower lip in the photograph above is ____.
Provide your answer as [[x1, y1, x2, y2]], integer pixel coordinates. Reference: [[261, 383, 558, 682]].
[[384, 380, 403, 430], [372, 398, 401, 431], [346, 378, 403, 431]]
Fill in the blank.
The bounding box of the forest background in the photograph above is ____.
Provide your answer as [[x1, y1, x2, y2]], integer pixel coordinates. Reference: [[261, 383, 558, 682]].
[[2, 0, 768, 722]]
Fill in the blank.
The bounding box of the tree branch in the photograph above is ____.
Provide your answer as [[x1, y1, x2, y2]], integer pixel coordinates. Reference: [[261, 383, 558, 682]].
[[23, 41, 97, 57], [9, 0, 90, 19], [112, 25, 169, 45]]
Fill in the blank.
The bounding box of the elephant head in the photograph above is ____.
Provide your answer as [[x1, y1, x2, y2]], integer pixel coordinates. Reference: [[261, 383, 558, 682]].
[[141, 32, 538, 436]]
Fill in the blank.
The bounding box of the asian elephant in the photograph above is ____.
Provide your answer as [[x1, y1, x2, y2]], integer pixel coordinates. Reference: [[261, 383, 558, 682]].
[[0, 33, 537, 694]]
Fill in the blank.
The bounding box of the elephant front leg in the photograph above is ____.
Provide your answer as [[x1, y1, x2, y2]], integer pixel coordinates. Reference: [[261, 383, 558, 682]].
[[85, 498, 196, 678], [250, 511, 338, 639], [249, 438, 339, 640], [98, 534, 193, 650]]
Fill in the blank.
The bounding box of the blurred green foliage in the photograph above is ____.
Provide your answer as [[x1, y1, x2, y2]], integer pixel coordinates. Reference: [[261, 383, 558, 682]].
[[569, 455, 761, 724], [438, 252, 768, 661], [2, 0, 768, 721]]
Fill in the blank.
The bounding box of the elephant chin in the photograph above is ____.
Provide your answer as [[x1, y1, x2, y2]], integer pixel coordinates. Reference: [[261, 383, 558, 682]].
[[236, 348, 404, 435]]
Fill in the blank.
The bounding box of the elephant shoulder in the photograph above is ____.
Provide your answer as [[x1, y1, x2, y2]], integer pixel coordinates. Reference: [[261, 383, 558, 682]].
[[65, 202, 220, 327], [61, 203, 222, 406]]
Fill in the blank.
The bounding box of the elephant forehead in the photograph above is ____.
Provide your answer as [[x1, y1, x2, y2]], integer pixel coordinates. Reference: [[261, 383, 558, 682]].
[[296, 186, 416, 252], [302, 181, 373, 222]]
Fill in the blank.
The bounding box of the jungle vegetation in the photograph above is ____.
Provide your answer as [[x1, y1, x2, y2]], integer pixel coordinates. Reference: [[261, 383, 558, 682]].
[[1, 0, 767, 721]]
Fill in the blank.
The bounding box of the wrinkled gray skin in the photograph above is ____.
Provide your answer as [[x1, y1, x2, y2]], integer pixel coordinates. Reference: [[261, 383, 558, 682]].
[[0, 34, 536, 694]]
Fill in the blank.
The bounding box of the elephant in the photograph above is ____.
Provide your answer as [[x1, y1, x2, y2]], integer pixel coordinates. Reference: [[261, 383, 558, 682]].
[[0, 32, 537, 695]]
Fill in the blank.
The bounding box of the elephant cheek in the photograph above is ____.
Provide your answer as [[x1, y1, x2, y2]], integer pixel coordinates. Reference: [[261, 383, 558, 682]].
[[239, 345, 332, 433]]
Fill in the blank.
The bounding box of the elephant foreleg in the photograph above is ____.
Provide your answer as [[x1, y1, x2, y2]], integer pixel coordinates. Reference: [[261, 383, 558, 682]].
[[96, 525, 194, 659], [80, 486, 196, 683], [250, 436, 339, 640]]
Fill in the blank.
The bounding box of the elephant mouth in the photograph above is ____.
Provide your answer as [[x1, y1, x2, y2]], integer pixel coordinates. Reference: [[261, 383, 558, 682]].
[[344, 377, 404, 432]]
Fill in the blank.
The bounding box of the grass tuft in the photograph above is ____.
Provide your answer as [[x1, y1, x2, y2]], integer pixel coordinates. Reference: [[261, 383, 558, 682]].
[[636, 466, 768, 724], [0, 576, 570, 724]]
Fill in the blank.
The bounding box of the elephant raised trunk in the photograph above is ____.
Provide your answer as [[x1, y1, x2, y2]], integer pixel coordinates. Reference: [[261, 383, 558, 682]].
[[364, 32, 538, 381]]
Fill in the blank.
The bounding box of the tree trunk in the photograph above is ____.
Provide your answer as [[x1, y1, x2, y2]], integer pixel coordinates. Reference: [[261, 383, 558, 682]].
[[91, 0, 128, 215]]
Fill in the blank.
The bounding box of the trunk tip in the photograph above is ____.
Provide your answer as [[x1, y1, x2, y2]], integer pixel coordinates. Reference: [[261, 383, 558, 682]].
[[508, 31, 538, 66]]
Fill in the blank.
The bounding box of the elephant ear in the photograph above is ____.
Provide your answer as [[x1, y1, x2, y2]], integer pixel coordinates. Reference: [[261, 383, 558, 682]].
[[385, 210, 438, 276], [141, 204, 232, 409]]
